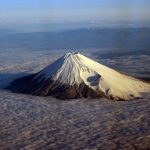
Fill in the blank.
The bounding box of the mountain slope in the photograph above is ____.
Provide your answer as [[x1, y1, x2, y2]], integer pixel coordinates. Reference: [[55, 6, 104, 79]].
[[7, 53, 150, 100]]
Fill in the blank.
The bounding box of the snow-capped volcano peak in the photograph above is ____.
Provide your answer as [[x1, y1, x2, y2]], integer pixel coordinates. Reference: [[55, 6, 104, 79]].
[[8, 52, 150, 100], [36, 52, 99, 88]]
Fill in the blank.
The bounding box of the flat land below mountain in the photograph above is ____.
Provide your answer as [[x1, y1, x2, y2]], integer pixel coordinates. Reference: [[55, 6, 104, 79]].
[[0, 91, 150, 150]]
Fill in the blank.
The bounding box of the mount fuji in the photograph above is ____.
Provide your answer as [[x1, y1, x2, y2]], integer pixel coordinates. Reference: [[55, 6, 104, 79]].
[[7, 53, 150, 100]]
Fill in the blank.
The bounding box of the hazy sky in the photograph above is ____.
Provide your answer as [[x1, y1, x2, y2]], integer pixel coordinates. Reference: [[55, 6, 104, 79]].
[[0, 0, 150, 31]]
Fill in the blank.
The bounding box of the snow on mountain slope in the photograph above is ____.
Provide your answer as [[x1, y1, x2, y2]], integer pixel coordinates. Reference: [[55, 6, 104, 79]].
[[7, 52, 150, 100], [76, 53, 150, 100]]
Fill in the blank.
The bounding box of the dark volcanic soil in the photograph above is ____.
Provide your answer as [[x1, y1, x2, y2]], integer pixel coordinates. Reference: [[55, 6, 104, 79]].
[[0, 91, 150, 150]]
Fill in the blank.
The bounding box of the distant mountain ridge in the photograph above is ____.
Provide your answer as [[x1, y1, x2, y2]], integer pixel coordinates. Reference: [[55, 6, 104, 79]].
[[0, 28, 150, 50]]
